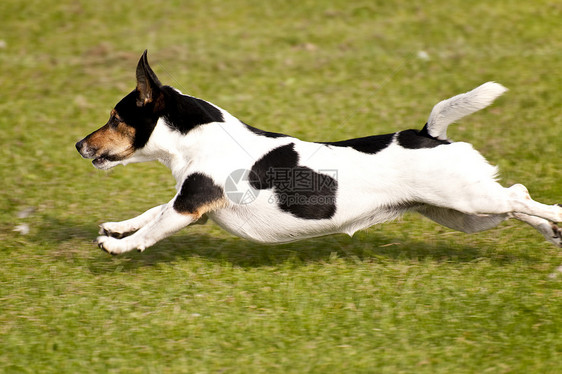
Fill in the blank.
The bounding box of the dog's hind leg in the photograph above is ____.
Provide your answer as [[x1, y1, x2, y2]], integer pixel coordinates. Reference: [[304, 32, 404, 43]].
[[416, 205, 508, 234], [417, 205, 562, 247], [510, 212, 562, 247], [423, 182, 561, 247], [493, 183, 562, 225], [99, 204, 167, 238]]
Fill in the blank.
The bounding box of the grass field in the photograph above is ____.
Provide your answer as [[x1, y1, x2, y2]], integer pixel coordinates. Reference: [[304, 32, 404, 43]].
[[1, 0, 562, 372]]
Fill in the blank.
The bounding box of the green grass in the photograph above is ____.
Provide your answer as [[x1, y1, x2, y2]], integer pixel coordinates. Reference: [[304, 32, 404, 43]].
[[1, 0, 562, 372]]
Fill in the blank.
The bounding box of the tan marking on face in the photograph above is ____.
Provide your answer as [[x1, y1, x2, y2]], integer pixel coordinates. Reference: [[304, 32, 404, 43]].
[[83, 110, 136, 161]]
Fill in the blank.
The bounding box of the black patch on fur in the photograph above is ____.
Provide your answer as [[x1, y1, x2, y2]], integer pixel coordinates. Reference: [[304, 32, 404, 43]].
[[250, 144, 299, 188], [174, 173, 224, 214], [397, 129, 450, 149], [418, 123, 431, 138], [250, 143, 337, 220], [161, 86, 224, 134], [244, 123, 288, 138], [322, 133, 395, 155], [113, 86, 224, 148], [114, 90, 161, 149]]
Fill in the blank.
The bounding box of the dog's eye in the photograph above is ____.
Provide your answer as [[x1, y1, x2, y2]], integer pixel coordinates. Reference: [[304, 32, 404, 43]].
[[108, 117, 119, 128]]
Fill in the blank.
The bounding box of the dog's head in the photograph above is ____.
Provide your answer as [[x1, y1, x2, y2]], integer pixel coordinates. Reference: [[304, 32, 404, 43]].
[[76, 50, 164, 170]]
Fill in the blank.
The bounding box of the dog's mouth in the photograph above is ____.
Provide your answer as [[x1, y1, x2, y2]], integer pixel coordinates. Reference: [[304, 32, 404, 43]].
[[92, 154, 120, 170], [76, 139, 133, 170], [92, 156, 108, 167]]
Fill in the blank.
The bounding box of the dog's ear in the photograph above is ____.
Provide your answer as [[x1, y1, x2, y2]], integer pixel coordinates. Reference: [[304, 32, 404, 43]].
[[136, 50, 162, 107]]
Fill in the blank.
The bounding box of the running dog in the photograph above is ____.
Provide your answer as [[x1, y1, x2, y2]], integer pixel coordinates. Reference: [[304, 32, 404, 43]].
[[76, 51, 562, 254]]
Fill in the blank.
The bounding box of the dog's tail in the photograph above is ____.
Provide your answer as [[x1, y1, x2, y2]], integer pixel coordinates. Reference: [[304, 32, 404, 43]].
[[424, 82, 508, 140]]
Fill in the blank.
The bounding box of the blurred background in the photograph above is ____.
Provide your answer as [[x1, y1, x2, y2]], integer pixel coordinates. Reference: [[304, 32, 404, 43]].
[[1, 0, 561, 372]]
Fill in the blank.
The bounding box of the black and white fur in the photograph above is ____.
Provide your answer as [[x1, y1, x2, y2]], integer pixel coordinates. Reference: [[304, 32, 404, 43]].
[[76, 51, 562, 255]]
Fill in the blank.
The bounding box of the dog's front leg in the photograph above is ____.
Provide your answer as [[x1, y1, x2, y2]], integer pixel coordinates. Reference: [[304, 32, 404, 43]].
[[97, 172, 226, 255], [96, 204, 197, 255], [99, 204, 167, 238]]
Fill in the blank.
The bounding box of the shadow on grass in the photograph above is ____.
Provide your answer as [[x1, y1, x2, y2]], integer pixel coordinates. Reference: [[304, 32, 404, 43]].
[[133, 234, 481, 267], [30, 215, 543, 273]]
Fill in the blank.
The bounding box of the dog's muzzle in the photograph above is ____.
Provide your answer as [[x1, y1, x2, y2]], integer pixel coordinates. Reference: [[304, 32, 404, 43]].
[[75, 139, 119, 170]]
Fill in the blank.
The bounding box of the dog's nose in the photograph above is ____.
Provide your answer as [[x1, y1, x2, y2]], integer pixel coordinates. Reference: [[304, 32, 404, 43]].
[[75, 139, 84, 153], [76, 139, 93, 158]]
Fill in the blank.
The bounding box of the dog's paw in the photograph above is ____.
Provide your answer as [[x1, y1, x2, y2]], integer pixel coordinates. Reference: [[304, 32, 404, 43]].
[[550, 223, 562, 248], [556, 204, 562, 223], [96, 236, 130, 255], [96, 235, 147, 255], [99, 222, 134, 239]]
